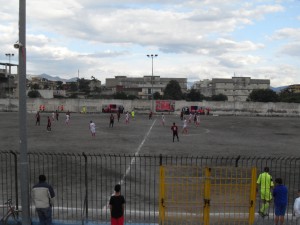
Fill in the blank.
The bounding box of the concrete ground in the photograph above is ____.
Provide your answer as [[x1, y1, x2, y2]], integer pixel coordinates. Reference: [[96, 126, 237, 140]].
[[0, 112, 299, 157], [1, 112, 300, 225]]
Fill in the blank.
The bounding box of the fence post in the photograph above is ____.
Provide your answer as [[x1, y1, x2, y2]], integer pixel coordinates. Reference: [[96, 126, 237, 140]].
[[203, 167, 211, 225], [82, 152, 88, 223], [159, 165, 165, 225], [11, 151, 19, 209], [249, 167, 257, 225]]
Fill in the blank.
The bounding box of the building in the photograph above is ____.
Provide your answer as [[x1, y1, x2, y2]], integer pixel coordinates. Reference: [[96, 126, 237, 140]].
[[105, 76, 187, 99], [194, 77, 270, 101], [286, 84, 300, 93]]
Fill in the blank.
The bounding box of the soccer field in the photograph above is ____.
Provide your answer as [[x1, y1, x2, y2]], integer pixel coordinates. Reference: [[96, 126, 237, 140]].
[[0, 112, 299, 157], [1, 112, 300, 225]]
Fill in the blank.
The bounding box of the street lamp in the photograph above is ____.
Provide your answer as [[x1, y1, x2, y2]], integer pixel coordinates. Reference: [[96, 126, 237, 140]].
[[5, 53, 14, 98], [146, 54, 158, 111]]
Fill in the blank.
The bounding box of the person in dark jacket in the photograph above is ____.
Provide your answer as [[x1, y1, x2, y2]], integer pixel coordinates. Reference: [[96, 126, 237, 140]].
[[273, 178, 288, 225]]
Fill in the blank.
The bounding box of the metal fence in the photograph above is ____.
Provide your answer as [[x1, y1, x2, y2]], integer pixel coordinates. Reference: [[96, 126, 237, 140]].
[[0, 151, 299, 224]]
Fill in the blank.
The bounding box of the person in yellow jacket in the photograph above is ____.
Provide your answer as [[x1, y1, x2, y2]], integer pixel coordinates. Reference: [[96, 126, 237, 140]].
[[257, 167, 274, 217]]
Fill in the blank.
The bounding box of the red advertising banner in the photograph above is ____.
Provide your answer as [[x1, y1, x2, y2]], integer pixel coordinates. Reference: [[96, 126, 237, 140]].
[[155, 100, 175, 112]]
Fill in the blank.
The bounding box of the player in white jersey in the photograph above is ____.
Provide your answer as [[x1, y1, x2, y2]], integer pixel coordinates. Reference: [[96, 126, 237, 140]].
[[125, 112, 129, 124], [65, 114, 70, 125], [89, 121, 96, 137], [161, 113, 165, 126], [196, 114, 200, 127], [182, 118, 188, 134], [188, 113, 193, 123]]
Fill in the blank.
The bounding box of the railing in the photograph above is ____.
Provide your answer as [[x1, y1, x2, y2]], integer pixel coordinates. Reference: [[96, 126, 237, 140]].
[[0, 151, 299, 224]]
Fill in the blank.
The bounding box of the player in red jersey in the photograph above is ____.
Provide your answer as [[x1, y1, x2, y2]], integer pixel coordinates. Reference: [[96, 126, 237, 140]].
[[171, 122, 179, 142]]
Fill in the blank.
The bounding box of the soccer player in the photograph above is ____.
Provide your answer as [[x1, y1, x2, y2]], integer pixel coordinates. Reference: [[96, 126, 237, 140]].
[[46, 116, 51, 131], [109, 114, 115, 128], [55, 110, 59, 121], [117, 110, 121, 122], [182, 118, 188, 134], [196, 114, 200, 127], [36, 111, 41, 126], [125, 112, 129, 124], [171, 122, 179, 142], [188, 113, 193, 123], [149, 111, 153, 120], [257, 167, 274, 217], [131, 110, 135, 120], [89, 121, 96, 137], [161, 113, 165, 126], [52, 112, 55, 121], [65, 113, 70, 125]]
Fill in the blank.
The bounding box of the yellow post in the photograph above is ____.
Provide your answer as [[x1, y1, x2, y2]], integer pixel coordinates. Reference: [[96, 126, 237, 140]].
[[248, 167, 257, 225], [159, 166, 165, 225], [203, 167, 211, 225]]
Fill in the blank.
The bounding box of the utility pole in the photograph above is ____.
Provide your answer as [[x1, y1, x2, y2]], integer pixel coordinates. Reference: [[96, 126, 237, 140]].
[[18, 0, 30, 225]]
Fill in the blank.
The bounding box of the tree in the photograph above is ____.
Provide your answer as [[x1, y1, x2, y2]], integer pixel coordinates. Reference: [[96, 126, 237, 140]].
[[56, 81, 63, 90], [211, 94, 228, 101], [153, 92, 162, 100], [278, 88, 300, 103], [247, 89, 279, 102], [69, 82, 78, 92], [163, 80, 183, 100], [78, 78, 90, 94], [113, 92, 127, 99], [31, 83, 39, 90], [28, 90, 41, 98], [186, 89, 205, 101]]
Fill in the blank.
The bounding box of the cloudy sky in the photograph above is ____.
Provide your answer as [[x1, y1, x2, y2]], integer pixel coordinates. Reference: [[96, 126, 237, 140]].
[[1, 0, 300, 87]]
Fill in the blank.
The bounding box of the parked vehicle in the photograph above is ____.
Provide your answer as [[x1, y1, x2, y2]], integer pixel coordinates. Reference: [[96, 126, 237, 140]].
[[182, 106, 206, 115], [102, 104, 124, 113]]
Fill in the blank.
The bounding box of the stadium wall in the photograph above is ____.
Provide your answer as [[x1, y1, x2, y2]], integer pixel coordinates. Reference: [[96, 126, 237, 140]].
[[0, 98, 300, 117]]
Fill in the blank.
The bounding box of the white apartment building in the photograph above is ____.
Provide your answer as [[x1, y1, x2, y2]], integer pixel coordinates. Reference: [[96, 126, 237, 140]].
[[193, 77, 270, 101]]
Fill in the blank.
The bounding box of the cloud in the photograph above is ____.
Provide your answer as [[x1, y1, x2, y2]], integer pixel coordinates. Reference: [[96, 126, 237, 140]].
[[1, 0, 299, 88]]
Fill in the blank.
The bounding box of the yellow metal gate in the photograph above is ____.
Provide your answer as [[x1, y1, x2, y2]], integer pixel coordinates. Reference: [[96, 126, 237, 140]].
[[159, 166, 257, 225]]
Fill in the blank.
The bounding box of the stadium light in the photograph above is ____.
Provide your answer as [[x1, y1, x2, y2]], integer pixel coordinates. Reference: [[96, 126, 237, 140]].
[[146, 54, 158, 111]]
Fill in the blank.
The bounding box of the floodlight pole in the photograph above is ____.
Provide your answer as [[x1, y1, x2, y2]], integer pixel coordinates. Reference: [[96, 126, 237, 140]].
[[146, 54, 158, 112], [5, 53, 14, 98], [19, 1, 30, 225]]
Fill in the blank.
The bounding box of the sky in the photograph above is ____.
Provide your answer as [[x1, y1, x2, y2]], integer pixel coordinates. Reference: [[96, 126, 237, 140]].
[[0, 0, 300, 87]]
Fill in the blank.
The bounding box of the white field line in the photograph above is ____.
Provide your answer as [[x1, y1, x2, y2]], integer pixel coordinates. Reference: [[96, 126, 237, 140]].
[[102, 119, 157, 211]]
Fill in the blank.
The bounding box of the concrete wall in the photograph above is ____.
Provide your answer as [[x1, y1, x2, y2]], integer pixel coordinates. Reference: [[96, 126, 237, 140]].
[[1, 98, 300, 117]]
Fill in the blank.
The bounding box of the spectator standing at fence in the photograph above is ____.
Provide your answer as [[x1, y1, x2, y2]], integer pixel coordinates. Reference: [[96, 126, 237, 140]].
[[171, 122, 179, 142], [273, 178, 288, 225], [89, 120, 96, 137], [257, 167, 274, 217], [32, 175, 55, 225], [294, 189, 300, 224], [109, 184, 126, 225]]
